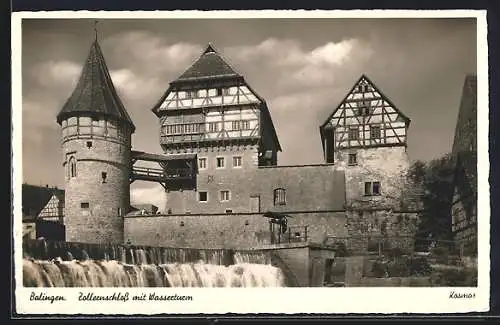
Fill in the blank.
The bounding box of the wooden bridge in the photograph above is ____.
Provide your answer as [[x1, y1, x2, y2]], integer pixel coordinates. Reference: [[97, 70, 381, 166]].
[[129, 150, 197, 190]]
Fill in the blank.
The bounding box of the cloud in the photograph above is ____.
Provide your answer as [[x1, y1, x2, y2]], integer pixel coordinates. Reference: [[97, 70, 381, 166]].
[[225, 38, 373, 89], [30, 60, 81, 87], [130, 184, 166, 212], [103, 31, 202, 75], [110, 68, 164, 103]]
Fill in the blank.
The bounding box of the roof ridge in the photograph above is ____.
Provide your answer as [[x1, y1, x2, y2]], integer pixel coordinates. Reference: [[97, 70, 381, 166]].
[[172, 42, 241, 83], [56, 39, 135, 132]]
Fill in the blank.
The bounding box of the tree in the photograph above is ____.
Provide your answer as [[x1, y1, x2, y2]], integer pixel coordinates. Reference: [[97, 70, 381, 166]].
[[407, 154, 456, 250]]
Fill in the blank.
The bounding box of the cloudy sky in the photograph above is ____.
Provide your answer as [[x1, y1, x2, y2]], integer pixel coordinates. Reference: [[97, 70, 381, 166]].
[[20, 17, 477, 209]]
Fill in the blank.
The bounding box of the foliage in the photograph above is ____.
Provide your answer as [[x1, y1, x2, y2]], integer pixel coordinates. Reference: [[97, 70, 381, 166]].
[[406, 154, 456, 249], [409, 257, 433, 276], [369, 255, 432, 278], [430, 267, 478, 286]]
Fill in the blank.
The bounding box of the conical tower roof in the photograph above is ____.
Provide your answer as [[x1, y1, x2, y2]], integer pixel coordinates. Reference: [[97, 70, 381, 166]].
[[56, 39, 135, 132], [172, 43, 242, 83]]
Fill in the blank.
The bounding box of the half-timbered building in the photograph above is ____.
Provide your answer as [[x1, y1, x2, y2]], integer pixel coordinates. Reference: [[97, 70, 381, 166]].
[[450, 74, 477, 256], [52, 39, 421, 252], [320, 75, 412, 207]]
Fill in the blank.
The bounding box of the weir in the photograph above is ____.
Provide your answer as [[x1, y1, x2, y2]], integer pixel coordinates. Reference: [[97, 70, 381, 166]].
[[22, 240, 291, 288]]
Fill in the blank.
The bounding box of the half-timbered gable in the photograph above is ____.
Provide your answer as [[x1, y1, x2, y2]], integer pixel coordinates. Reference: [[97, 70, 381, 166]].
[[152, 43, 281, 163], [38, 190, 65, 223], [320, 74, 411, 164], [319, 75, 412, 210]]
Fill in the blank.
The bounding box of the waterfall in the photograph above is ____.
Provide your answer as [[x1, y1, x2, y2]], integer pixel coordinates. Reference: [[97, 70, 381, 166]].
[[22, 240, 287, 287], [23, 258, 286, 288]]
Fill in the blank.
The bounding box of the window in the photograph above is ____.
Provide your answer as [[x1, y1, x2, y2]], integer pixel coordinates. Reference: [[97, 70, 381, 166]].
[[359, 84, 368, 93], [216, 157, 225, 168], [216, 88, 223, 96], [186, 90, 197, 99], [348, 153, 357, 166], [274, 188, 286, 206], [69, 156, 77, 178], [208, 122, 219, 132], [118, 207, 122, 216], [199, 191, 208, 202], [81, 202, 89, 209], [86, 141, 93, 148], [233, 156, 242, 168], [198, 158, 207, 169], [365, 181, 381, 196], [225, 209, 233, 214], [232, 120, 250, 131], [370, 125, 381, 139], [356, 102, 371, 116], [101, 172, 107, 183], [348, 128, 359, 140], [232, 121, 240, 130], [220, 190, 230, 202]]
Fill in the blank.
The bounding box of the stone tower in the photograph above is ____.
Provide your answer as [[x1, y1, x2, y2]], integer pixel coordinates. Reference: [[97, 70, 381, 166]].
[[320, 75, 411, 210], [151, 43, 281, 214], [56, 38, 135, 244]]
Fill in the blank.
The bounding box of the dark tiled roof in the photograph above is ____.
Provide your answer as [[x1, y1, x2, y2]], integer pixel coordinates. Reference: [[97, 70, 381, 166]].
[[173, 43, 241, 83], [452, 74, 477, 198], [56, 40, 135, 132], [22, 184, 64, 221]]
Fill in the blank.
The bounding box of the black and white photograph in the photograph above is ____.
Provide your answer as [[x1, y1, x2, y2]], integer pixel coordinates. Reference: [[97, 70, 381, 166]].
[[13, 10, 489, 314]]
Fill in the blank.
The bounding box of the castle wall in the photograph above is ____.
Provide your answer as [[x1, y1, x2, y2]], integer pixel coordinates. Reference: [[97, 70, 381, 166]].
[[165, 163, 345, 215], [124, 211, 348, 249], [344, 210, 419, 252], [337, 146, 410, 209], [62, 116, 131, 244]]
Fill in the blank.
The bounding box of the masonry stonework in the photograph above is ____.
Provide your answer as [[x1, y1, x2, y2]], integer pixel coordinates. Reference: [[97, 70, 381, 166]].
[[339, 146, 410, 209], [124, 212, 347, 249], [62, 118, 132, 244]]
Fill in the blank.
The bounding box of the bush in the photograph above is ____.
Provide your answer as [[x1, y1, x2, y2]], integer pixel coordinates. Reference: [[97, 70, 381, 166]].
[[371, 259, 388, 278], [387, 256, 411, 277], [410, 257, 432, 276], [430, 267, 478, 286]]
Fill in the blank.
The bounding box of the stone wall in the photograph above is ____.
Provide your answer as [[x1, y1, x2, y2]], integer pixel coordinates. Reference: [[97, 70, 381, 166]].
[[340, 146, 410, 209], [166, 163, 345, 215], [345, 209, 419, 253], [62, 116, 131, 244], [124, 211, 348, 249]]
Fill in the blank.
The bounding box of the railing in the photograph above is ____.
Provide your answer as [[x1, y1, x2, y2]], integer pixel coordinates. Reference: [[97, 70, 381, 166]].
[[131, 166, 193, 181]]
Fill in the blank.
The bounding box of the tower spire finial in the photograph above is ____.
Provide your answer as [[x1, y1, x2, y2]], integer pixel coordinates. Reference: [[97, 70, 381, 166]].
[[94, 20, 99, 42]]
